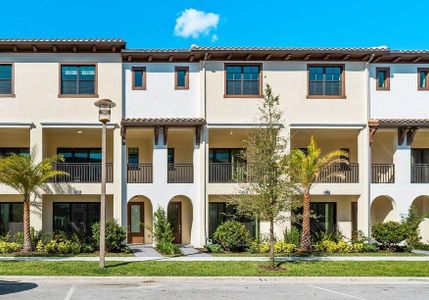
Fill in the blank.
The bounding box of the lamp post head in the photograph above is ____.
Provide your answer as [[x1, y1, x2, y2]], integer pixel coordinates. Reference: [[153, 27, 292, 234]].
[[94, 99, 116, 124]]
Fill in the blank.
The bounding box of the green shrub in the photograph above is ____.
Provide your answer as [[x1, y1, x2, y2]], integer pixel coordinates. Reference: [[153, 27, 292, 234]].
[[372, 222, 408, 251], [362, 243, 379, 252], [402, 206, 424, 248], [213, 221, 250, 252], [148, 207, 180, 255], [414, 242, 429, 251], [44, 240, 59, 253], [92, 219, 127, 253], [315, 240, 364, 253], [274, 241, 296, 253], [0, 241, 21, 253], [36, 240, 45, 252], [206, 244, 223, 253], [284, 227, 300, 245], [247, 240, 259, 253], [57, 240, 80, 254], [258, 242, 270, 253]]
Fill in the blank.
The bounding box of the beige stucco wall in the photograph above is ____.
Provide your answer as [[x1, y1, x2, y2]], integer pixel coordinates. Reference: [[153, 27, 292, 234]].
[[205, 61, 367, 124], [167, 129, 194, 164], [126, 129, 153, 164], [371, 130, 395, 163], [0, 129, 29, 148]]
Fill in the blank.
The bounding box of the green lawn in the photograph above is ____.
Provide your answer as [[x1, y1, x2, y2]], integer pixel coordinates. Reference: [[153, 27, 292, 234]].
[[0, 261, 428, 276], [0, 252, 134, 257], [211, 251, 425, 257]]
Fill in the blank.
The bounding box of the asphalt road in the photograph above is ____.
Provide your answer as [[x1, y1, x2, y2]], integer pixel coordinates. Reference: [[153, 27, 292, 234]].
[[1, 277, 429, 299]]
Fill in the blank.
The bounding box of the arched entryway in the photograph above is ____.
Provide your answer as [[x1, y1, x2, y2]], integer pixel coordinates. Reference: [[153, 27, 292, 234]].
[[411, 196, 429, 242], [168, 195, 193, 245], [371, 196, 396, 225], [127, 195, 153, 244]]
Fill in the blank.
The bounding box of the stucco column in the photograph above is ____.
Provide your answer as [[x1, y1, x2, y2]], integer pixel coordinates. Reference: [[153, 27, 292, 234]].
[[153, 128, 168, 185], [29, 124, 43, 231], [357, 127, 370, 237], [112, 127, 123, 225], [393, 134, 412, 216]]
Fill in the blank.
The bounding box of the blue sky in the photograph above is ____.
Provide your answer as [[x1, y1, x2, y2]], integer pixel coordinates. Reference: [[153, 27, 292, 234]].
[[1, 0, 429, 50]]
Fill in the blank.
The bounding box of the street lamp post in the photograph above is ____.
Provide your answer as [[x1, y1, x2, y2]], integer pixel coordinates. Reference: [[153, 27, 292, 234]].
[[94, 99, 116, 269]]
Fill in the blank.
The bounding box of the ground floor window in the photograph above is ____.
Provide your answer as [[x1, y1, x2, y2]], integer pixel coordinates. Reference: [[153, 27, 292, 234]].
[[0, 202, 23, 235], [208, 202, 256, 239], [53, 202, 100, 233], [293, 202, 337, 238]]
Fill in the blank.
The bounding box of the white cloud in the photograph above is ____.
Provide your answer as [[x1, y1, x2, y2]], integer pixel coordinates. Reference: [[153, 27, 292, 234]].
[[174, 8, 219, 40]]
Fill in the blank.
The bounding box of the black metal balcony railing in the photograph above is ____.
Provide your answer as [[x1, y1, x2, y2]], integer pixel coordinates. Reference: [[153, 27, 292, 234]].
[[411, 164, 429, 183], [127, 164, 153, 183], [372, 164, 395, 183], [209, 163, 254, 183], [168, 163, 193, 183], [316, 163, 359, 183], [52, 163, 113, 183]]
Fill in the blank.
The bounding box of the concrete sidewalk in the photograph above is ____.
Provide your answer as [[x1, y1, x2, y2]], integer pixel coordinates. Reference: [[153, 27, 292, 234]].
[[1, 255, 429, 262]]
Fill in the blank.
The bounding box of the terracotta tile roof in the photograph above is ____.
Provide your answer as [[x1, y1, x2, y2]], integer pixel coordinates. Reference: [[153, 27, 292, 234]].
[[190, 45, 390, 53], [122, 118, 206, 127], [0, 38, 125, 43], [369, 118, 429, 127]]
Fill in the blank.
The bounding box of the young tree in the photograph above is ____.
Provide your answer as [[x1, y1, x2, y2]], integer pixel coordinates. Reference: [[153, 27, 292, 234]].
[[289, 136, 348, 252], [0, 147, 66, 252], [148, 207, 179, 255], [228, 84, 297, 269]]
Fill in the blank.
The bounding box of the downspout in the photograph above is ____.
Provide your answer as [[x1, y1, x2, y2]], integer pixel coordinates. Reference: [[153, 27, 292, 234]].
[[202, 52, 209, 245], [365, 53, 375, 240]]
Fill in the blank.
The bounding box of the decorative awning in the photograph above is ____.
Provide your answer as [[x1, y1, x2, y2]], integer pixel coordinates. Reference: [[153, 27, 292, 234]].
[[369, 118, 429, 145]]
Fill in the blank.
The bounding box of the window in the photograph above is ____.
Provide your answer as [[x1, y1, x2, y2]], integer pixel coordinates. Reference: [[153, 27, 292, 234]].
[[175, 67, 189, 90], [57, 148, 101, 163], [208, 202, 256, 239], [53, 202, 100, 232], [168, 148, 175, 165], [0, 148, 29, 157], [128, 147, 139, 166], [418, 68, 429, 90], [308, 65, 345, 97], [209, 149, 244, 164], [0, 203, 23, 235], [376, 67, 390, 90], [225, 64, 261, 96], [292, 202, 337, 237], [132, 67, 146, 90], [60, 64, 96, 96], [0, 64, 13, 95]]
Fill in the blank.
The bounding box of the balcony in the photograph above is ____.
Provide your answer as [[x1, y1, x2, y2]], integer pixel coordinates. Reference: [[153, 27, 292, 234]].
[[51, 163, 113, 183], [168, 164, 193, 183], [209, 163, 254, 183], [316, 163, 359, 183], [411, 164, 429, 183], [372, 164, 395, 183], [127, 164, 153, 183]]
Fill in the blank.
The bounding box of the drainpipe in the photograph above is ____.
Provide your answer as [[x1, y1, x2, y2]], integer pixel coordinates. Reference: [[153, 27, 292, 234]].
[[366, 53, 375, 240], [202, 52, 209, 245]]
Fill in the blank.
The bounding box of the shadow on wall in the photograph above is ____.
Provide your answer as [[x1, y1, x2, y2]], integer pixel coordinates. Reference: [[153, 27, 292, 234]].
[[0, 280, 38, 295]]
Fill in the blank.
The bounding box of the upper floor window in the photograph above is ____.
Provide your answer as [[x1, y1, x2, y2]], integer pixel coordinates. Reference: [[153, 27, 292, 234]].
[[128, 147, 139, 166], [60, 65, 96, 96], [308, 65, 345, 98], [0, 64, 13, 95], [418, 68, 429, 91], [175, 67, 189, 90], [225, 64, 261, 97], [376, 67, 390, 91], [132, 67, 146, 90]]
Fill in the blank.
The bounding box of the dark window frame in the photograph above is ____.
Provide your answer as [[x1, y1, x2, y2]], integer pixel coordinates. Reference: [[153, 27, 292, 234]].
[[52, 202, 100, 233], [132, 67, 146, 90], [0, 147, 30, 157], [307, 64, 346, 99], [128, 147, 139, 165], [224, 63, 263, 98], [0, 202, 23, 235], [59, 63, 98, 97], [418, 68, 429, 91], [376, 67, 390, 91], [0, 63, 14, 97], [175, 66, 189, 90], [57, 148, 102, 163]]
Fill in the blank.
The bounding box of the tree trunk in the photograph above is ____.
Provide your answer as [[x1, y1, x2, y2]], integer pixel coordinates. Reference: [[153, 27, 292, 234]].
[[269, 217, 275, 269], [300, 190, 312, 252], [22, 196, 31, 252]]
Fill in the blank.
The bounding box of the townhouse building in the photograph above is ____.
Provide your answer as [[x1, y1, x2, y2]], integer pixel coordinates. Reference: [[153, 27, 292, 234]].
[[0, 39, 124, 236], [1, 39, 429, 248]]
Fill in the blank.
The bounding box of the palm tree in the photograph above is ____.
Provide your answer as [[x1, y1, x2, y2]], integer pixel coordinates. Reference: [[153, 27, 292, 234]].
[[289, 136, 349, 252], [0, 147, 67, 252]]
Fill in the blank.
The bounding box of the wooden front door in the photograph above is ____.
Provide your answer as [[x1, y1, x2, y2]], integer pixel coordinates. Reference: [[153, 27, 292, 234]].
[[127, 202, 144, 244], [168, 202, 182, 244]]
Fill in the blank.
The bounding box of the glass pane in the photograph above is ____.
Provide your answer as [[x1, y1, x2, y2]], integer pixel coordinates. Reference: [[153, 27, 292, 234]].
[[0, 65, 12, 94], [177, 69, 187, 87], [378, 71, 386, 88], [128, 148, 139, 165], [130, 204, 141, 233], [89, 149, 102, 162], [420, 71, 427, 88], [134, 70, 143, 87], [53, 203, 70, 232], [0, 65, 12, 79]]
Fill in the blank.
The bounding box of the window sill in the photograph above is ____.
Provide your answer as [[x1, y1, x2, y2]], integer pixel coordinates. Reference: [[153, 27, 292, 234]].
[[306, 95, 347, 99], [58, 94, 99, 98], [223, 94, 263, 99], [417, 88, 429, 91], [0, 94, 16, 98], [375, 89, 390, 91]]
